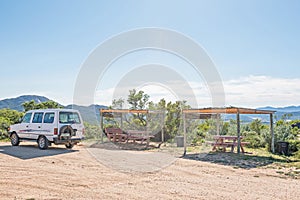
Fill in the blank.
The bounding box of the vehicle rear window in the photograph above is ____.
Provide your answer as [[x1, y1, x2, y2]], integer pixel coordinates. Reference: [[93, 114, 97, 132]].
[[59, 112, 81, 124], [32, 112, 44, 123], [44, 113, 55, 123]]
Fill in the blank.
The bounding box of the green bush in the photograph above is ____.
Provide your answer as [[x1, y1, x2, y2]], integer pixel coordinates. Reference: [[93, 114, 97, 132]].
[[244, 131, 265, 148], [294, 150, 300, 159], [84, 122, 102, 140], [287, 139, 300, 154]]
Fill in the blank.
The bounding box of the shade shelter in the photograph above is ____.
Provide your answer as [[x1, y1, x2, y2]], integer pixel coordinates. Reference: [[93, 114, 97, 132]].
[[99, 109, 165, 143], [182, 107, 276, 155]]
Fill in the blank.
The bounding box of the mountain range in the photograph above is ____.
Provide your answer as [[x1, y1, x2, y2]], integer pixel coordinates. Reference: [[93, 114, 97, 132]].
[[0, 95, 106, 124], [1, 95, 300, 124]]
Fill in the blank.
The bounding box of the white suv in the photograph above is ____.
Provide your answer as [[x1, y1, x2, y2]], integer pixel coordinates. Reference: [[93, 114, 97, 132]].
[[9, 109, 85, 149]]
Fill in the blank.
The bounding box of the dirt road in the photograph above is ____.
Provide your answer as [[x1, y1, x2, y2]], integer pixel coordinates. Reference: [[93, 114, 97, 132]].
[[0, 142, 299, 200]]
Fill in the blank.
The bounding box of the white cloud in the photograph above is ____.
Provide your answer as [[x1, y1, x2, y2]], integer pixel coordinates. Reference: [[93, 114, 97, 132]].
[[94, 81, 212, 108], [94, 76, 300, 108], [94, 87, 116, 106], [223, 75, 300, 107]]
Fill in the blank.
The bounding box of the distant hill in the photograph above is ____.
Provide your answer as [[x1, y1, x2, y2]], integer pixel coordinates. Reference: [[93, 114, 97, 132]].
[[217, 106, 300, 123], [0, 95, 51, 111], [0, 95, 106, 125], [258, 106, 300, 113], [258, 106, 300, 121], [1, 95, 300, 124]]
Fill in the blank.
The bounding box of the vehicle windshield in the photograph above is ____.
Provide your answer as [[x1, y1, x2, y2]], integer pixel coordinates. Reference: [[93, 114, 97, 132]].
[[59, 112, 81, 124], [22, 112, 32, 123]]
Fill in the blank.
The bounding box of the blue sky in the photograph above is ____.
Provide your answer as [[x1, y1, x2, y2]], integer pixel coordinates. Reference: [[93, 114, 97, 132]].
[[0, 0, 300, 107]]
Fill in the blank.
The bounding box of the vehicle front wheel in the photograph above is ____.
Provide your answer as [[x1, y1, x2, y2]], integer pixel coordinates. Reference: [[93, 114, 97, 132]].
[[65, 143, 74, 149], [37, 136, 49, 150], [10, 133, 20, 146]]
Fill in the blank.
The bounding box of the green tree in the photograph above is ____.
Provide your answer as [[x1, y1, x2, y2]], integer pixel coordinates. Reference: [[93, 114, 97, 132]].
[[127, 89, 149, 110], [0, 117, 11, 139], [164, 101, 190, 140], [111, 98, 124, 109], [0, 109, 24, 124], [23, 100, 62, 111], [126, 89, 150, 127], [148, 99, 189, 141], [0, 109, 24, 139], [165, 101, 181, 139]]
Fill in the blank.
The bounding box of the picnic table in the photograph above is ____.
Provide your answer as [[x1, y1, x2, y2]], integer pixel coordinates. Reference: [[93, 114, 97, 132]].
[[105, 128, 127, 142], [126, 130, 153, 145], [105, 128, 153, 146], [209, 135, 249, 153]]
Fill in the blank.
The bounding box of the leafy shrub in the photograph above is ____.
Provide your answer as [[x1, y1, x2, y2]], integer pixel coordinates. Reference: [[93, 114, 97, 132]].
[[84, 122, 102, 140], [287, 139, 300, 154], [294, 150, 300, 159], [244, 131, 265, 148], [0, 109, 24, 140]]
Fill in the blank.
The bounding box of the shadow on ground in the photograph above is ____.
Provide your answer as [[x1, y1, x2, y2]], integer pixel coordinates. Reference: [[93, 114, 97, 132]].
[[88, 141, 162, 151], [0, 144, 78, 160], [183, 152, 293, 169]]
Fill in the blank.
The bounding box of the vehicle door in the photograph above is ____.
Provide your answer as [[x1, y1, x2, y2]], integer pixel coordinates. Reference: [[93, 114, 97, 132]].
[[59, 111, 84, 138], [42, 112, 56, 141], [30, 112, 44, 139], [17, 112, 33, 139]]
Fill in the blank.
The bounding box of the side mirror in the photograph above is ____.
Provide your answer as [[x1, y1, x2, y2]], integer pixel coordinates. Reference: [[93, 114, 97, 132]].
[[18, 118, 22, 123]]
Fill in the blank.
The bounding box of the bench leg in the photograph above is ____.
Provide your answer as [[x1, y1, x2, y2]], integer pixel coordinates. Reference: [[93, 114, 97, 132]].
[[231, 145, 234, 153], [240, 145, 245, 153], [212, 145, 217, 151]]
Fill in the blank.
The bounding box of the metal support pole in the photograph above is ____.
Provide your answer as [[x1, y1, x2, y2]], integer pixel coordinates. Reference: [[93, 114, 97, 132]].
[[270, 113, 275, 153], [120, 113, 123, 130], [161, 111, 165, 143], [183, 112, 187, 156], [146, 112, 149, 148], [100, 110, 104, 143], [216, 113, 220, 135], [237, 111, 241, 154]]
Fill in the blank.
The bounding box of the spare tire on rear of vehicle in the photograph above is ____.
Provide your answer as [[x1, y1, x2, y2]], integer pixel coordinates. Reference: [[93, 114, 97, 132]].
[[59, 125, 75, 140]]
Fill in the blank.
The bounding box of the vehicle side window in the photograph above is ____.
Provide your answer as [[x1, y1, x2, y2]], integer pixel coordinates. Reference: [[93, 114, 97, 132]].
[[44, 113, 55, 124], [22, 113, 32, 123], [32, 112, 44, 123]]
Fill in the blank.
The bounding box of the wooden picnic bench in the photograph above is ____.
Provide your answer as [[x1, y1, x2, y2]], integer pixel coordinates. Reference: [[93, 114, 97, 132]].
[[104, 128, 154, 146], [126, 130, 154, 145], [207, 135, 250, 153], [105, 128, 127, 142]]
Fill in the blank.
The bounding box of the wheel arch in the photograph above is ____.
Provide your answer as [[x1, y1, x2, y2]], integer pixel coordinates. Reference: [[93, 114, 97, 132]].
[[9, 131, 17, 137]]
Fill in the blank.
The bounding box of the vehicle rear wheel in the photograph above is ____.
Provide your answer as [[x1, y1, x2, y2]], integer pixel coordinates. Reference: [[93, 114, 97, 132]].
[[10, 133, 20, 146], [38, 136, 49, 150], [65, 143, 74, 149]]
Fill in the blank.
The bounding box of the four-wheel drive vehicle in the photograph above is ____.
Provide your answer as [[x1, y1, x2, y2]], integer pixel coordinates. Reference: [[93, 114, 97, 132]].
[[9, 109, 85, 149]]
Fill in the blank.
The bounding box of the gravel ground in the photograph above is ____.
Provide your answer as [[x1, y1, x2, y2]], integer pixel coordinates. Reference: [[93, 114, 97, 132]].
[[0, 142, 299, 200]]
